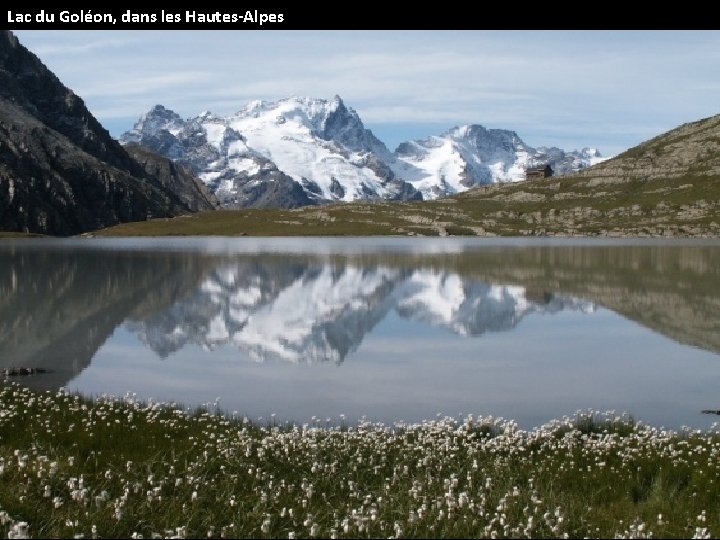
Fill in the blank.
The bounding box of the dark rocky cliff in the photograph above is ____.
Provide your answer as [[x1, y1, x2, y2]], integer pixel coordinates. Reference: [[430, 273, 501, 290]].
[[125, 143, 218, 212], [0, 30, 214, 235]]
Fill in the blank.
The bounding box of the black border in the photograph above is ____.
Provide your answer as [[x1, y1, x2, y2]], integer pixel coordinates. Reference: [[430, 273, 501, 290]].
[[2, 8, 716, 30]]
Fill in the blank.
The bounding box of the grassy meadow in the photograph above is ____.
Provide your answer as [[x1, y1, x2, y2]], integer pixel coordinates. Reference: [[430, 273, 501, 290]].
[[93, 173, 720, 238], [0, 383, 717, 538]]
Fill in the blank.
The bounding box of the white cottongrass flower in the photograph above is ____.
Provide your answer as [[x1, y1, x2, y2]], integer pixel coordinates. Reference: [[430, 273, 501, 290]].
[[8, 522, 29, 539]]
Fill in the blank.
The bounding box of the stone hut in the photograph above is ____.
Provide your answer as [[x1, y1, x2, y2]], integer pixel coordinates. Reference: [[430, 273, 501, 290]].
[[525, 164, 553, 181]]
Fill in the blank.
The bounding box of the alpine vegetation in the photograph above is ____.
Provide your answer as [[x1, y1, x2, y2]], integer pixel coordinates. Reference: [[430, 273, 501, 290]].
[[0, 383, 718, 539]]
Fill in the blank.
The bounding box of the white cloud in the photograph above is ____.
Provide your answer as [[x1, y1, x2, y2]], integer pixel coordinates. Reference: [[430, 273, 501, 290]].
[[12, 30, 720, 155], [25, 32, 141, 56]]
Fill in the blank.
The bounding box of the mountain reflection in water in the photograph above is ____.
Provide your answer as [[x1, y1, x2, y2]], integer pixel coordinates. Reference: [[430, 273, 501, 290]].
[[126, 263, 594, 364], [0, 237, 718, 427]]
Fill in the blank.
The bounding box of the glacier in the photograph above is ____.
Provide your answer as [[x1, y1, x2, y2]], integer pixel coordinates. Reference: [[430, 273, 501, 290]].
[[121, 96, 608, 207], [393, 125, 608, 199]]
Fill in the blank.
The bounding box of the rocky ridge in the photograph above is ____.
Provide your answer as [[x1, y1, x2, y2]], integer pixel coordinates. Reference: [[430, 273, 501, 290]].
[[123, 99, 605, 208], [0, 31, 214, 235]]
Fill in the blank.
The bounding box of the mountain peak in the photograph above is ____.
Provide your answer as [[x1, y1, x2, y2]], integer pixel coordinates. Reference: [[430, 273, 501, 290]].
[[123, 104, 184, 144], [580, 147, 602, 158], [149, 103, 173, 114], [2, 30, 19, 49], [143, 104, 184, 125], [240, 95, 340, 113], [445, 124, 522, 144], [390, 123, 603, 199], [122, 95, 605, 207], [122, 96, 417, 206]]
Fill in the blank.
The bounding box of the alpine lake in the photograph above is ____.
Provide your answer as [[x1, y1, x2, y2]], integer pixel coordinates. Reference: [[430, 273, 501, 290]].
[[2, 236, 719, 431]]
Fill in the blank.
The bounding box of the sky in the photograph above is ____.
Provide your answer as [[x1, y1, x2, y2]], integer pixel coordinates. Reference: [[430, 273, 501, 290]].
[[12, 30, 720, 156]]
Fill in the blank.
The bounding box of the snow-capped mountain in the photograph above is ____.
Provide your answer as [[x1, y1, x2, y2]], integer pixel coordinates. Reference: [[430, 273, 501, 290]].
[[392, 125, 608, 199], [121, 97, 420, 207], [122, 96, 607, 206], [126, 261, 595, 364]]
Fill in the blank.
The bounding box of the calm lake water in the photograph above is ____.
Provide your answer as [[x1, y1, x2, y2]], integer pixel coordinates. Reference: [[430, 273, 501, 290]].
[[1, 237, 719, 430]]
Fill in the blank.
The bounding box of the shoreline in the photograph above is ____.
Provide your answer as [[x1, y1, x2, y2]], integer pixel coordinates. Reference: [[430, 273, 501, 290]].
[[2, 231, 720, 240]]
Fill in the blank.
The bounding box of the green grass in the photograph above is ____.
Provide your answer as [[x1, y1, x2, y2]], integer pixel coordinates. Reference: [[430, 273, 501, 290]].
[[0, 383, 717, 538], [92, 173, 720, 239]]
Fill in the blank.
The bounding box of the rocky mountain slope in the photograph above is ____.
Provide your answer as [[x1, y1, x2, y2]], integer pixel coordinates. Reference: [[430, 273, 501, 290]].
[[123, 98, 605, 207], [0, 31, 214, 235], [578, 114, 720, 180], [392, 125, 604, 199], [124, 143, 217, 212], [103, 113, 720, 239], [122, 98, 422, 208]]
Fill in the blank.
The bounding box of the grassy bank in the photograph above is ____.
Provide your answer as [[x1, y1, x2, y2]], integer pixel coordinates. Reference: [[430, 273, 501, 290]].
[[0, 383, 717, 538], [93, 173, 720, 238]]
